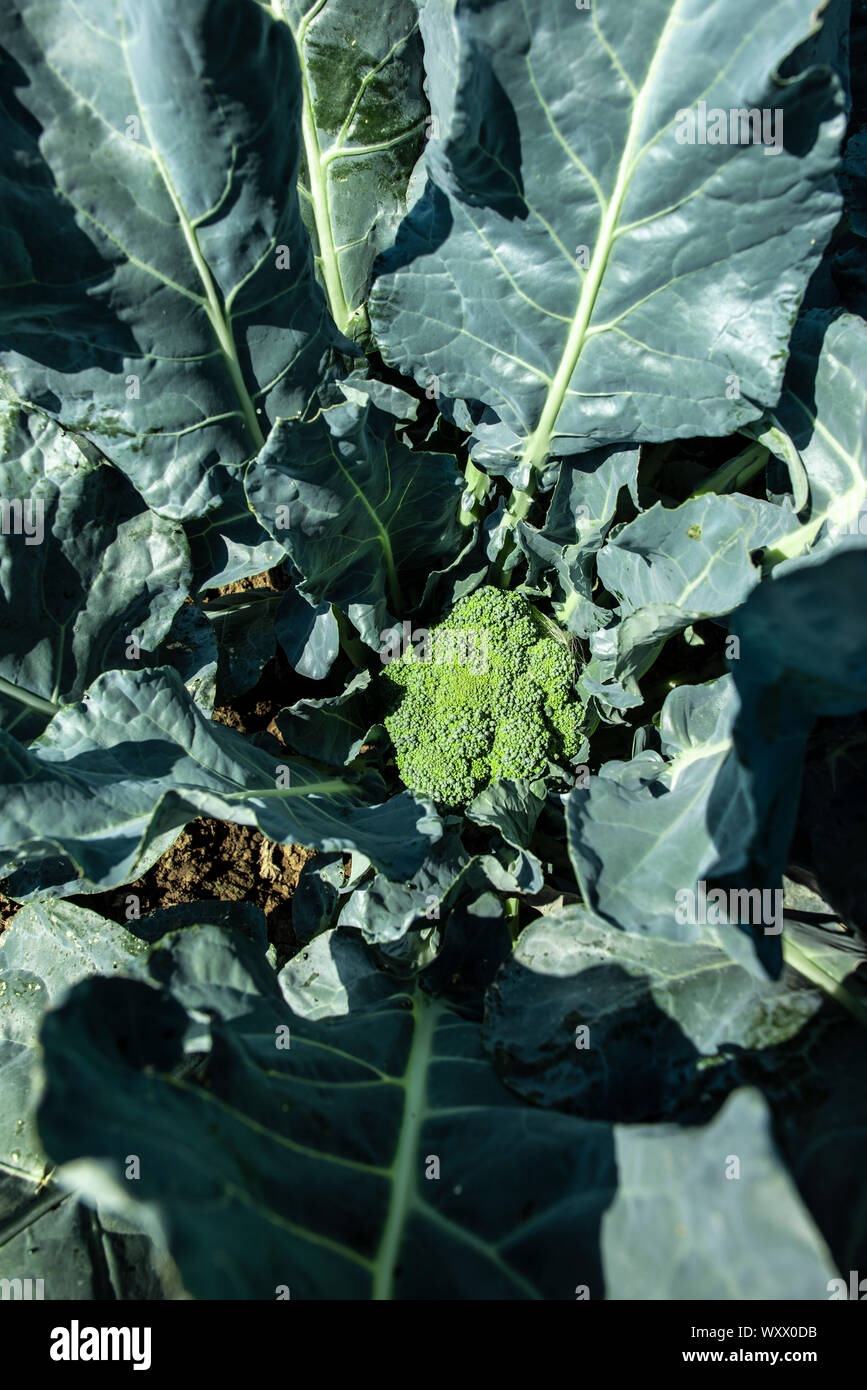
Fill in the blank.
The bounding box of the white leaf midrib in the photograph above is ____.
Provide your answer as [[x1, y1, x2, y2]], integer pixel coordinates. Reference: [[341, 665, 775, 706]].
[[117, 17, 266, 452], [520, 0, 687, 473], [372, 993, 440, 1299]]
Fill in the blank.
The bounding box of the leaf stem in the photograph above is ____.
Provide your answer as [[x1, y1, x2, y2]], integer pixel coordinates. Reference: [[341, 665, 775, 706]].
[[333, 606, 368, 669], [459, 458, 491, 526], [373, 993, 439, 1299], [489, 472, 538, 585], [498, 3, 686, 528], [689, 441, 769, 499], [0, 675, 61, 717], [557, 590, 580, 625], [275, 0, 356, 338], [118, 18, 266, 454], [783, 932, 867, 1031]]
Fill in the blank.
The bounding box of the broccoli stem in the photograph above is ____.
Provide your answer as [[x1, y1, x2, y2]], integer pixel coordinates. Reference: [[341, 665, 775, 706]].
[[0, 674, 61, 716], [688, 441, 769, 499], [557, 590, 579, 626], [503, 477, 537, 525], [333, 606, 368, 669], [489, 472, 539, 586], [459, 457, 491, 526], [783, 933, 867, 1031]]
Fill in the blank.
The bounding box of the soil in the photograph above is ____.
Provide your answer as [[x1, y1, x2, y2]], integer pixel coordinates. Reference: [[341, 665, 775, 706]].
[[0, 888, 19, 934], [0, 564, 319, 955], [70, 819, 314, 965], [202, 566, 290, 600]]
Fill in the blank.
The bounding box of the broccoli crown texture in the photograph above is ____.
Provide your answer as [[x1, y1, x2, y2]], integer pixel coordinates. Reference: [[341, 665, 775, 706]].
[[380, 586, 583, 807]]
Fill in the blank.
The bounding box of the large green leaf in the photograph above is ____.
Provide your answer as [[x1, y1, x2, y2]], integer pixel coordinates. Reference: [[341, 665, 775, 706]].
[[483, 908, 820, 1121], [762, 312, 867, 567], [37, 922, 842, 1298], [0, 667, 440, 894], [0, 900, 171, 1298], [729, 547, 867, 891], [202, 590, 281, 701], [487, 903, 867, 1287], [272, 0, 427, 338], [603, 1088, 837, 1300], [276, 669, 373, 763], [0, 396, 191, 740], [38, 924, 619, 1299], [598, 496, 793, 617], [595, 493, 796, 685], [565, 678, 760, 956], [586, 548, 867, 960], [370, 0, 844, 474], [0, 0, 341, 517], [790, 720, 867, 933], [184, 483, 287, 592], [245, 399, 464, 645], [764, 1004, 867, 1277], [277, 926, 397, 1019], [274, 586, 340, 680]]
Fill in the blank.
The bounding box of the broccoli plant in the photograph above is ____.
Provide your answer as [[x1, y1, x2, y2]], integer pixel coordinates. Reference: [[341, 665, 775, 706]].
[[380, 587, 584, 806], [1, 0, 867, 1312]]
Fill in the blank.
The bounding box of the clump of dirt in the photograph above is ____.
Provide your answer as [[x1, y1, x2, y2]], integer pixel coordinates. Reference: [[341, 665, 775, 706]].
[[211, 689, 285, 741], [71, 818, 314, 963], [0, 888, 20, 935], [1, 564, 326, 948], [204, 567, 318, 743], [202, 566, 290, 602]]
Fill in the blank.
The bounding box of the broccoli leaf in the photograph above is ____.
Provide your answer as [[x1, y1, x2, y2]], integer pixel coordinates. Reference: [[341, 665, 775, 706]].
[[0, 0, 341, 516], [0, 900, 170, 1298], [0, 667, 440, 894], [371, 0, 844, 472], [38, 922, 618, 1300], [565, 678, 762, 962], [483, 907, 820, 1121], [273, 0, 427, 338], [730, 546, 867, 894], [36, 919, 841, 1299], [762, 312, 867, 566], [603, 1089, 837, 1299], [596, 493, 797, 686], [0, 397, 191, 740], [245, 400, 464, 645]]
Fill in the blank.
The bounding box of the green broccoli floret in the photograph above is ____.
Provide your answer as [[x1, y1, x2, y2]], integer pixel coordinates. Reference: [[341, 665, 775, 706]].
[[380, 587, 583, 807]]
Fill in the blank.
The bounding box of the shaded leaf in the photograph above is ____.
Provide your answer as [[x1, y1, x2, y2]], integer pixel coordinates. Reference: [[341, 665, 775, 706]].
[[371, 0, 843, 471], [0, 0, 341, 516]]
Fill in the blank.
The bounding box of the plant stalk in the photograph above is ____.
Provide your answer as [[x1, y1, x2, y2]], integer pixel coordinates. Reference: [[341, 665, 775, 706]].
[[689, 441, 769, 499], [459, 458, 491, 526], [0, 675, 61, 716], [333, 606, 369, 669], [490, 471, 539, 586], [783, 932, 867, 1031]]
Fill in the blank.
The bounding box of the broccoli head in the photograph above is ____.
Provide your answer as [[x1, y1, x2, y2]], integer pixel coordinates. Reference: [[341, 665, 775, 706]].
[[380, 586, 583, 807]]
